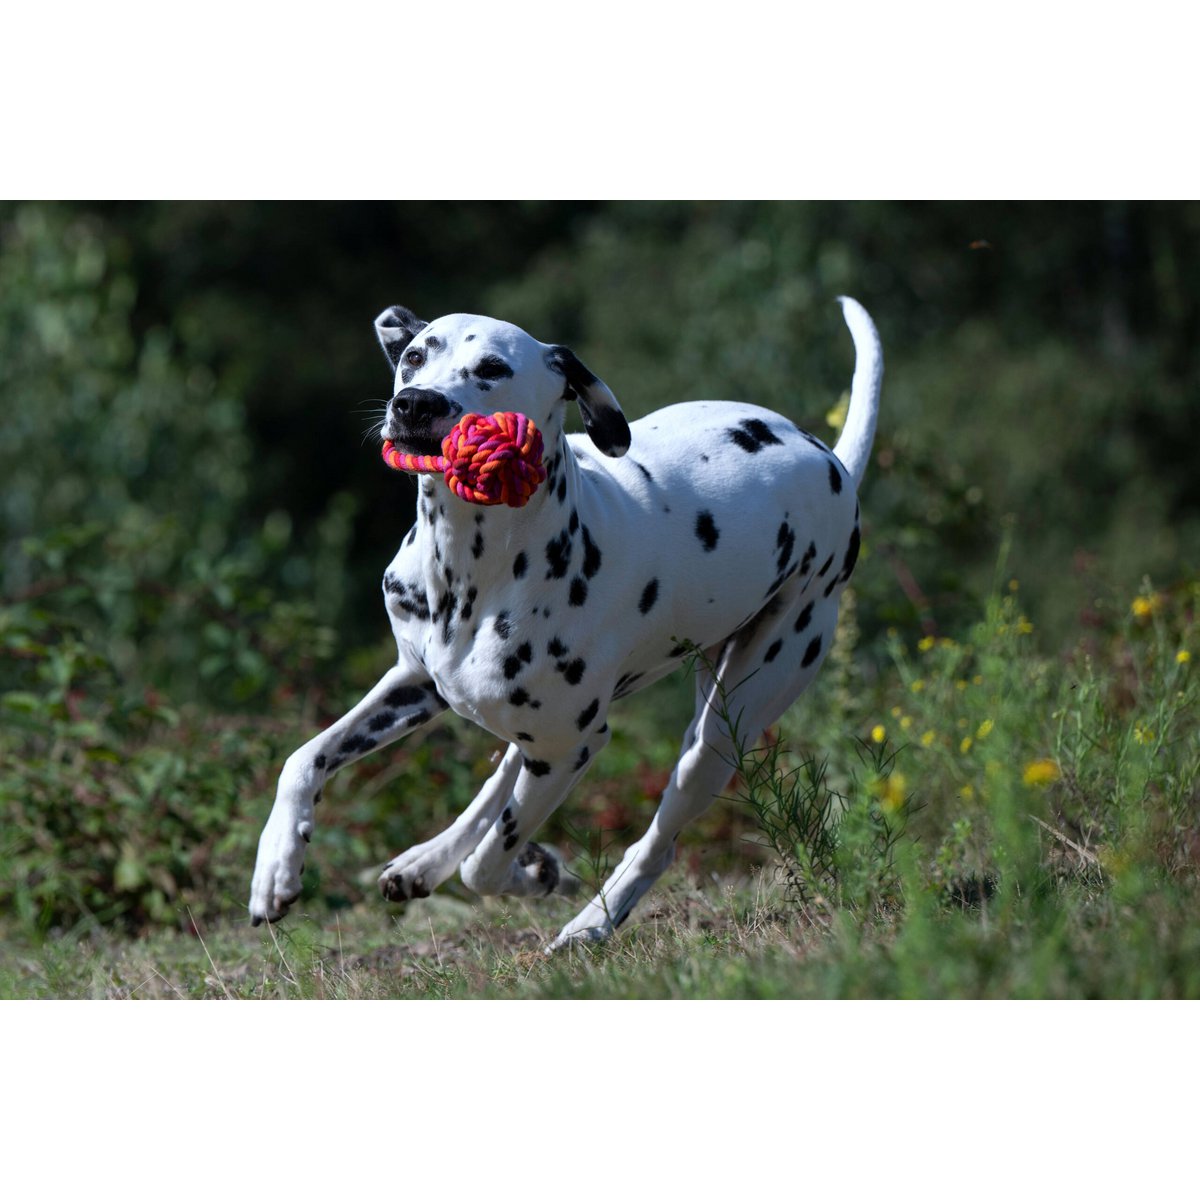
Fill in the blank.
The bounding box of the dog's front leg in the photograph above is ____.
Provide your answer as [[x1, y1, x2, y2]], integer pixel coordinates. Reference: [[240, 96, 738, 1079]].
[[248, 661, 444, 925], [458, 730, 609, 900], [378, 744, 524, 902]]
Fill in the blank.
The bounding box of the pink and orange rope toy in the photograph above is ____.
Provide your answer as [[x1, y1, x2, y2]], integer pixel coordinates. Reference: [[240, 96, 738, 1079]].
[[381, 411, 547, 508]]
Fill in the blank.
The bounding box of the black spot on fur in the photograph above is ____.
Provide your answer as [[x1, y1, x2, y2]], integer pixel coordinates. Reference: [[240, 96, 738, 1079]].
[[817, 554, 835, 578], [569, 577, 588, 607], [639, 578, 659, 614], [839, 526, 861, 582], [548, 636, 568, 658], [764, 639, 784, 663], [406, 710, 431, 728], [513, 552, 528, 579], [516, 731, 534, 742], [503, 652, 526, 680], [800, 541, 816, 577], [471, 530, 485, 559], [339, 734, 376, 757], [509, 688, 530, 706], [474, 354, 513, 380], [794, 601, 814, 633], [524, 758, 552, 777], [776, 522, 795, 573], [828, 458, 843, 494], [436, 589, 458, 644], [581, 526, 602, 578], [545, 530, 572, 579], [802, 635, 823, 668], [573, 746, 590, 771], [425, 682, 449, 710], [557, 658, 586, 686], [576, 697, 600, 731], [503, 834, 518, 851], [314, 754, 326, 770], [461, 585, 477, 622], [695, 511, 720, 551], [727, 418, 783, 454], [556, 476, 567, 504], [632, 460, 654, 483], [368, 711, 396, 733], [385, 685, 427, 707], [494, 612, 512, 640]]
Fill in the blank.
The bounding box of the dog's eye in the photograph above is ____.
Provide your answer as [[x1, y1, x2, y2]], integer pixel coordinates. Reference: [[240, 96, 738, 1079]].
[[405, 348, 425, 368], [474, 355, 514, 381]]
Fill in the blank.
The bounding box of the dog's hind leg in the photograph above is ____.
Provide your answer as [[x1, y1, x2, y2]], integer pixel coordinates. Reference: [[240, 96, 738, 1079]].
[[249, 660, 445, 925], [549, 597, 841, 949], [378, 744, 523, 902]]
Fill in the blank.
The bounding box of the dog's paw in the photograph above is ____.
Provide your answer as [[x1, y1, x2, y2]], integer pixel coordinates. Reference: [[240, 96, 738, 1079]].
[[248, 813, 312, 926], [546, 906, 614, 953], [515, 842, 578, 897], [378, 859, 433, 903]]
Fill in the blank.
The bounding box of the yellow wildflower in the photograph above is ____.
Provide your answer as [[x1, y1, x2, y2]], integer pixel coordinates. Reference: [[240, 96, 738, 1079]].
[[977, 718, 994, 739], [900, 715, 913, 730], [1177, 650, 1191, 665], [958, 784, 975, 800], [890, 706, 903, 718], [960, 736, 973, 754], [910, 679, 925, 694], [870, 724, 886, 744], [870, 771, 907, 813], [955, 679, 968, 691], [1017, 619, 1034, 635], [825, 393, 849, 431], [1022, 759, 1061, 787], [917, 636, 936, 653], [1008, 579, 1019, 592], [920, 730, 936, 747], [1131, 594, 1161, 619], [1133, 723, 1155, 745]]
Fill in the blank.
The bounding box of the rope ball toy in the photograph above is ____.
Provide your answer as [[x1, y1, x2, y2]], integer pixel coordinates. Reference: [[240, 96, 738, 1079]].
[[381, 411, 547, 508]]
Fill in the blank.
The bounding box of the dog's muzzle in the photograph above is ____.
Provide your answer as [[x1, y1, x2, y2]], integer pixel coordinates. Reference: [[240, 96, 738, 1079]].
[[386, 387, 457, 452]]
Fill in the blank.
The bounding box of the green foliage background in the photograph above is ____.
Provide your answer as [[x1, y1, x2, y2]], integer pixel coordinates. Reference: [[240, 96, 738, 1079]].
[[1, 201, 1196, 993]]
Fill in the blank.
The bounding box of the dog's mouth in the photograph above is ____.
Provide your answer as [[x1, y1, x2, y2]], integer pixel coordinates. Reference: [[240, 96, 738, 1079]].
[[385, 431, 445, 456], [382, 421, 454, 457]]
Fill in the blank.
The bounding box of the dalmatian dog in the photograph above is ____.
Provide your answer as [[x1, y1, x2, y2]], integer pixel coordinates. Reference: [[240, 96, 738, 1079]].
[[249, 296, 883, 948]]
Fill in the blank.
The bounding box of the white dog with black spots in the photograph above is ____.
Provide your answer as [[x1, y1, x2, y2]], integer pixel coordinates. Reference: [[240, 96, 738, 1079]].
[[249, 296, 883, 948]]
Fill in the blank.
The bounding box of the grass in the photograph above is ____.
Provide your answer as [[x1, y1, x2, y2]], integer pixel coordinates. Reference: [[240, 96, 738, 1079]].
[[2, 567, 1197, 1000]]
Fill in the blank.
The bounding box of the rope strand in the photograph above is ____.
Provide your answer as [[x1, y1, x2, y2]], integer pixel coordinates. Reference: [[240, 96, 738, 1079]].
[[381, 411, 547, 507]]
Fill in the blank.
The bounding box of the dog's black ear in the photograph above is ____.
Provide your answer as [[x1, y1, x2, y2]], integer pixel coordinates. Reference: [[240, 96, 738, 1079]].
[[545, 346, 631, 458], [375, 306, 428, 369]]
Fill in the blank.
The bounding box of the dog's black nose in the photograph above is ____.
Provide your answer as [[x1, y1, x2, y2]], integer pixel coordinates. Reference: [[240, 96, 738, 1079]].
[[391, 387, 451, 423]]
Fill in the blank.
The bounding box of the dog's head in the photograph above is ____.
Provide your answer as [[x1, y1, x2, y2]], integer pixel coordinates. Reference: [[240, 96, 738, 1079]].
[[374, 306, 630, 459]]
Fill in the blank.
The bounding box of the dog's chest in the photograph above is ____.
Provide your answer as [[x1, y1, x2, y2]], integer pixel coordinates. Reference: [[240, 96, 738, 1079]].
[[382, 526, 596, 737]]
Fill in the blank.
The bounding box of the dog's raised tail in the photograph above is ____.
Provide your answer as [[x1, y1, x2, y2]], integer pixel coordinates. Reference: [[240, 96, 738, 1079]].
[[831, 296, 883, 490]]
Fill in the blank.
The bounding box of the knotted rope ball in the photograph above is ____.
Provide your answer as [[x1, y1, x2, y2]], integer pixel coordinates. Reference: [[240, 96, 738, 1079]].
[[381, 411, 547, 507]]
